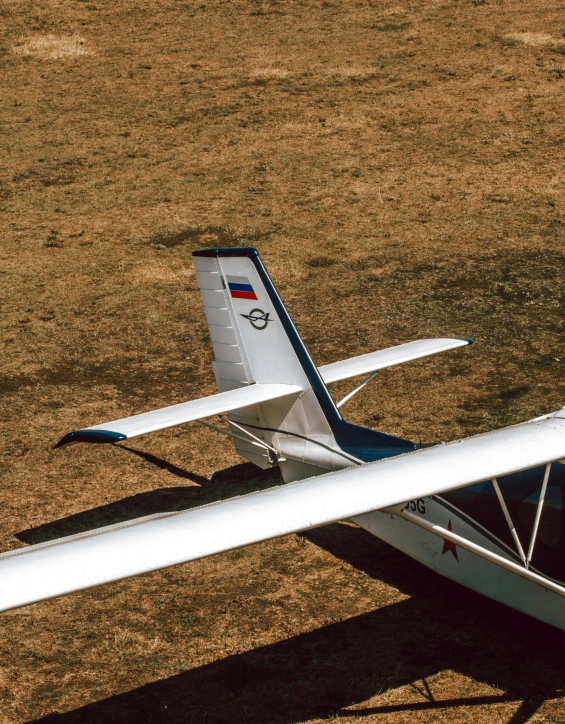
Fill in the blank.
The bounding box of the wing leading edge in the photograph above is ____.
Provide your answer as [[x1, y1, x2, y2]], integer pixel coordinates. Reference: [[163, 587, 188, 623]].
[[54, 383, 302, 447], [3, 409, 565, 613], [318, 338, 471, 385]]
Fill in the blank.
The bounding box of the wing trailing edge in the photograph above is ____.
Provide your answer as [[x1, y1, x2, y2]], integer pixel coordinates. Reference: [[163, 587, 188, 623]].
[[54, 383, 303, 448], [4, 408, 565, 613], [318, 338, 471, 385]]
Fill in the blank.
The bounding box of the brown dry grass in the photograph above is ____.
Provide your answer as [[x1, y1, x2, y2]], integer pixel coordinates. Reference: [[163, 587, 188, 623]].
[[2, 0, 565, 721]]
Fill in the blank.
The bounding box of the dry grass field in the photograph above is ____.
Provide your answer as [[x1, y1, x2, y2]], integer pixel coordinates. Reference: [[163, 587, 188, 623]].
[[2, 0, 565, 721]]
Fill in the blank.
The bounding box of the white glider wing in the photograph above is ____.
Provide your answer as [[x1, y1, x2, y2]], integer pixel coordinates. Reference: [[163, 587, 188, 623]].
[[54, 383, 302, 447], [319, 338, 470, 384], [3, 409, 565, 612]]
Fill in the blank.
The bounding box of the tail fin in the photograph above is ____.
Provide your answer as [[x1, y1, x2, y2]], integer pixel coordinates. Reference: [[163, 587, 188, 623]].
[[193, 248, 415, 482]]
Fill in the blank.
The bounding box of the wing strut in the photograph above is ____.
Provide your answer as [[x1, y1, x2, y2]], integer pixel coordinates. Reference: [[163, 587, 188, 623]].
[[397, 507, 565, 598], [526, 462, 552, 568], [336, 371, 379, 409], [492, 477, 527, 566], [195, 419, 276, 462], [491, 465, 554, 571], [219, 415, 287, 463]]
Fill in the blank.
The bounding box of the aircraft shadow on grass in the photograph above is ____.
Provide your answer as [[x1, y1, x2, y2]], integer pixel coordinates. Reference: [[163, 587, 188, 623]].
[[18, 450, 565, 724], [16, 448, 283, 545]]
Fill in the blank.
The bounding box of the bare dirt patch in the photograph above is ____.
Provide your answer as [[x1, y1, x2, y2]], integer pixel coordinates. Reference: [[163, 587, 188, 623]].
[[504, 31, 563, 47], [12, 34, 89, 60]]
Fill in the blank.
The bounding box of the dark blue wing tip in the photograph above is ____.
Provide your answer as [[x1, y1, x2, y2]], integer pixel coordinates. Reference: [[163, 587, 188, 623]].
[[53, 430, 127, 449], [457, 337, 473, 345], [192, 247, 259, 259]]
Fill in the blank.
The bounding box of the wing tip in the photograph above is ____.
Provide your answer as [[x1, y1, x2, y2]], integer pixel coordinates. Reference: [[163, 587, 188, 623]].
[[457, 337, 473, 345], [54, 430, 127, 449], [192, 247, 260, 259]]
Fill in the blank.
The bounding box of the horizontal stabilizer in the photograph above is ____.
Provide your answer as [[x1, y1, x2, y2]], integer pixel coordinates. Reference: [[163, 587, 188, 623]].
[[54, 383, 302, 448], [6, 408, 565, 612], [318, 338, 471, 384]]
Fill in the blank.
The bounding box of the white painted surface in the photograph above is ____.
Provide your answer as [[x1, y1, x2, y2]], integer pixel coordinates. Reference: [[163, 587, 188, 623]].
[[194, 253, 350, 476], [2, 410, 565, 611], [318, 338, 470, 384], [81, 383, 302, 439], [398, 508, 565, 597], [355, 496, 565, 631]]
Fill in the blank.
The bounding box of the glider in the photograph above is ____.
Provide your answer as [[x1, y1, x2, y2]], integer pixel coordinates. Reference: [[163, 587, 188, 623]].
[[2, 247, 565, 632]]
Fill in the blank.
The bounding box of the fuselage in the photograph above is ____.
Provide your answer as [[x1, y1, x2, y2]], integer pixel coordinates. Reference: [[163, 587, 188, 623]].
[[352, 462, 565, 630]]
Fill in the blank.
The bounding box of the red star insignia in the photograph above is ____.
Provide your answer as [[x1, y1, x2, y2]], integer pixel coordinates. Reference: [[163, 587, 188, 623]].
[[441, 520, 459, 561]]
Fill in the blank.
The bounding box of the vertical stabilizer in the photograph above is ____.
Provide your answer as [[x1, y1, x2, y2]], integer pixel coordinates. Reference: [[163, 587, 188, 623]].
[[193, 248, 415, 481]]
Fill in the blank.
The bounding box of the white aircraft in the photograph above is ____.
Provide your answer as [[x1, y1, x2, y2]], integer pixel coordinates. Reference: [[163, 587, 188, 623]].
[[2, 247, 565, 632]]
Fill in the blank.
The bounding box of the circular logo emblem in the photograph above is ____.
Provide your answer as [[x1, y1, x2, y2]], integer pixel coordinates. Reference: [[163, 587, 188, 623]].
[[241, 308, 271, 330]]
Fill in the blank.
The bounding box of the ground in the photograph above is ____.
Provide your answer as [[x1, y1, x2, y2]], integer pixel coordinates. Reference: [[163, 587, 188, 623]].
[[2, 0, 565, 721]]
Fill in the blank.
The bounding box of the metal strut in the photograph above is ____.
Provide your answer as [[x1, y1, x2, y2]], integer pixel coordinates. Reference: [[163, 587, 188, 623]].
[[336, 371, 379, 409], [492, 477, 527, 566], [526, 462, 552, 569], [198, 417, 362, 467], [397, 508, 565, 599], [195, 419, 273, 456], [219, 415, 287, 463]]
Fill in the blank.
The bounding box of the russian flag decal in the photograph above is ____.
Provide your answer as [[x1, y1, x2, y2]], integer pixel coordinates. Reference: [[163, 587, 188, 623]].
[[226, 275, 258, 300]]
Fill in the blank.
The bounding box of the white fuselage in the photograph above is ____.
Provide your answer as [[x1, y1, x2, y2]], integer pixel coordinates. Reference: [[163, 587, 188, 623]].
[[353, 497, 565, 631]]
